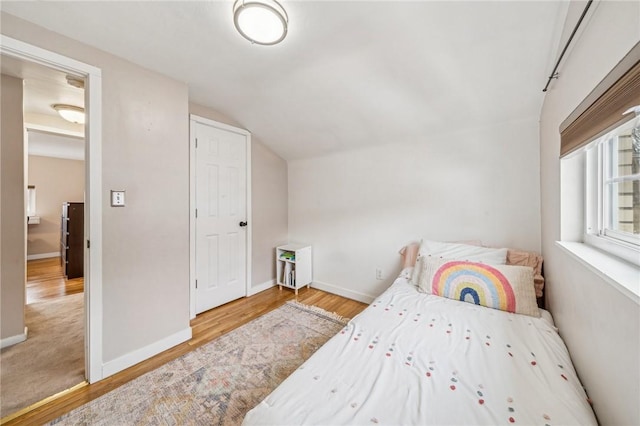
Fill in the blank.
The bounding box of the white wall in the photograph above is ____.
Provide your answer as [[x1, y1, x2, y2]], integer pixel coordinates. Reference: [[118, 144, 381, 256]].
[[539, 2, 640, 424], [250, 140, 288, 287], [289, 117, 541, 302], [0, 73, 26, 343], [27, 155, 85, 257]]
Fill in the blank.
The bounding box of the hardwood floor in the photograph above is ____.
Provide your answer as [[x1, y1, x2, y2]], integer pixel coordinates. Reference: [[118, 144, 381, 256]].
[[26, 258, 83, 304], [3, 266, 367, 426]]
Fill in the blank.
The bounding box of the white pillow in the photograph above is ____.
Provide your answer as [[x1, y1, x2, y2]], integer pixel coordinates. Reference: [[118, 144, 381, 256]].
[[411, 240, 508, 286], [418, 240, 508, 263]]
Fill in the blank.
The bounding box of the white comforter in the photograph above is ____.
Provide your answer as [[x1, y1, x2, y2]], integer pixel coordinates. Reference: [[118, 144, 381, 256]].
[[243, 275, 597, 425]]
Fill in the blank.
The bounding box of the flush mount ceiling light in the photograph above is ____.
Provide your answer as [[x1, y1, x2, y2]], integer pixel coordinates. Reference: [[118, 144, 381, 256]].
[[233, 0, 288, 45], [52, 104, 85, 124]]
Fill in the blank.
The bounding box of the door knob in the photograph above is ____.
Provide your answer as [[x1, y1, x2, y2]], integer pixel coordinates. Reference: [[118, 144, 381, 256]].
[[239, 221, 247, 227]]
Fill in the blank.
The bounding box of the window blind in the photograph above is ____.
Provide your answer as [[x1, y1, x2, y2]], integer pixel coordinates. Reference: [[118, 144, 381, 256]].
[[560, 42, 640, 158]]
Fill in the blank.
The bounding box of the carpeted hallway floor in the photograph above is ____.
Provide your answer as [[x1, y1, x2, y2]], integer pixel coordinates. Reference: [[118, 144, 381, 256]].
[[0, 260, 85, 419]]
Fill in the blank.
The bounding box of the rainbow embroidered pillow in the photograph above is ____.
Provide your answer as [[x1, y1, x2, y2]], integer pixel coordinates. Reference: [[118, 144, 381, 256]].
[[420, 258, 540, 317], [410, 240, 507, 287]]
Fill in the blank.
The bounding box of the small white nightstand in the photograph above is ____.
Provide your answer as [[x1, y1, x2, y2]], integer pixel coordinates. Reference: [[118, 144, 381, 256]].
[[276, 244, 312, 295]]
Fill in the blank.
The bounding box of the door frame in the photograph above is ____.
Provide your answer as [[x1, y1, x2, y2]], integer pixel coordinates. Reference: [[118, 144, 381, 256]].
[[1, 35, 104, 383], [189, 114, 252, 319]]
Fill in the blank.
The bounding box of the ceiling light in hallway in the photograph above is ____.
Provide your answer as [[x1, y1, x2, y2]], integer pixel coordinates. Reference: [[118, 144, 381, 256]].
[[52, 104, 85, 124]]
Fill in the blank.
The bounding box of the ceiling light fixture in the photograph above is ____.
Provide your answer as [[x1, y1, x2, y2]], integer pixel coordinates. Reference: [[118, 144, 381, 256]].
[[233, 0, 288, 45], [52, 104, 85, 124]]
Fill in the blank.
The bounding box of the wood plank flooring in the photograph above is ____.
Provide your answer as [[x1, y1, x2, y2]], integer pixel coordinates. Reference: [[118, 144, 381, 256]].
[[3, 263, 368, 426], [26, 258, 83, 304]]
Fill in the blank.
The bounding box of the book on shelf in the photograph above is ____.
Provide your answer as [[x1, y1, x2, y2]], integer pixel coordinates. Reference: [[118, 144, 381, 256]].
[[282, 262, 296, 287], [279, 251, 295, 261]]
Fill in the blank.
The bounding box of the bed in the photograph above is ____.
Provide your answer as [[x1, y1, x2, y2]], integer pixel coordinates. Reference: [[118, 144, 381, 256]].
[[243, 241, 597, 425]]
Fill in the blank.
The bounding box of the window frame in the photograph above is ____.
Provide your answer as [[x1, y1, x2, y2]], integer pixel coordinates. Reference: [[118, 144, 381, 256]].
[[583, 123, 640, 266], [603, 124, 640, 243]]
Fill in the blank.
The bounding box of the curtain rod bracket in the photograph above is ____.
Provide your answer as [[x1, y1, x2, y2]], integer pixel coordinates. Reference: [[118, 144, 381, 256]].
[[542, 0, 593, 93], [542, 73, 559, 93]]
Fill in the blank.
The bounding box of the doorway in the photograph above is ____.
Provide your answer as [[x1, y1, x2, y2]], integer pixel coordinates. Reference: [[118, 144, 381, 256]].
[[0, 34, 103, 414], [0, 49, 87, 420]]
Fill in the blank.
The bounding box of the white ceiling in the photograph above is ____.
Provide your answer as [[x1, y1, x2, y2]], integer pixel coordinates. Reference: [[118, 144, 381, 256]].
[[0, 54, 84, 117], [1, 54, 86, 159], [28, 130, 85, 161], [1, 1, 568, 161]]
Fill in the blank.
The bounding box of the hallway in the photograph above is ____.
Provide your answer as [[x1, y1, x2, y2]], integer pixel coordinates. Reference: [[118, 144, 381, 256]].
[[0, 258, 84, 419]]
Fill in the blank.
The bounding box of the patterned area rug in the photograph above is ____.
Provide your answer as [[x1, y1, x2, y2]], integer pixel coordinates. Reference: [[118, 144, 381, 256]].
[[50, 301, 348, 425]]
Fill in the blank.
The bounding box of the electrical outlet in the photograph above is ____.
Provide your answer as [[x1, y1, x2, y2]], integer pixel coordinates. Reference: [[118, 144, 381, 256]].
[[375, 268, 383, 280]]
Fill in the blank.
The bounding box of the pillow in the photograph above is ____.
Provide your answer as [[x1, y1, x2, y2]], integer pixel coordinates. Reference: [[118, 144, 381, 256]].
[[506, 249, 544, 298], [411, 256, 424, 286], [411, 240, 508, 286], [418, 240, 508, 264], [506, 249, 543, 275], [419, 258, 540, 317], [451, 239, 483, 247], [533, 275, 544, 299], [399, 243, 420, 268]]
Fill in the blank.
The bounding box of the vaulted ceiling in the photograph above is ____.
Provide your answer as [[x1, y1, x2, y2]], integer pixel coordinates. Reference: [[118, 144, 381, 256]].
[[1, 1, 568, 161]]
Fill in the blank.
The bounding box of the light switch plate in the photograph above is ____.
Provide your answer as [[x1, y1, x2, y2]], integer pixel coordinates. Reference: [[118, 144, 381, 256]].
[[111, 190, 125, 207]]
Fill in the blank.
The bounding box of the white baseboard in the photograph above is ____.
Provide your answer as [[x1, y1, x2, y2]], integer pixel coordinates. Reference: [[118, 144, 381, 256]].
[[311, 280, 375, 304], [1, 327, 28, 349], [27, 252, 60, 260], [248, 279, 276, 296], [102, 326, 192, 379]]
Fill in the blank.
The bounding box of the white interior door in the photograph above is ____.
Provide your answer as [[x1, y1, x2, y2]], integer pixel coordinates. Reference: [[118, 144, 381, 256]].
[[194, 120, 248, 314]]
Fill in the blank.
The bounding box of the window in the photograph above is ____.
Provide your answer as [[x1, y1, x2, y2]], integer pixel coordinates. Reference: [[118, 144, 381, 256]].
[[560, 43, 640, 266], [27, 185, 36, 217], [603, 119, 639, 239], [584, 114, 640, 264]]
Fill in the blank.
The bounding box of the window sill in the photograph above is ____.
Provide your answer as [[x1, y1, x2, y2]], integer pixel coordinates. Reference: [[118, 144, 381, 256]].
[[556, 241, 639, 305]]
